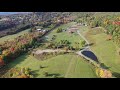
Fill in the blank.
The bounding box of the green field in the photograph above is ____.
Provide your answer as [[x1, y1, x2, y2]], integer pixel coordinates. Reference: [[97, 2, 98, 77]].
[[82, 27, 120, 77], [77, 26, 90, 35], [47, 22, 84, 47], [0, 29, 30, 43], [3, 54, 97, 78]]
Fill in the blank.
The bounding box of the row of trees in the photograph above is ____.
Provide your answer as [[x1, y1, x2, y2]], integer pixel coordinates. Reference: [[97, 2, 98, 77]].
[[0, 31, 43, 67], [0, 21, 58, 68], [45, 38, 86, 51]]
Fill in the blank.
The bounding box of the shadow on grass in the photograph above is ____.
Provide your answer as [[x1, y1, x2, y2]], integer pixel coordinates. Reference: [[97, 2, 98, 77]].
[[0, 54, 28, 77], [30, 70, 40, 77], [7, 54, 28, 68], [85, 43, 94, 47], [100, 63, 111, 69], [40, 65, 48, 69], [46, 73, 64, 78], [112, 72, 120, 78]]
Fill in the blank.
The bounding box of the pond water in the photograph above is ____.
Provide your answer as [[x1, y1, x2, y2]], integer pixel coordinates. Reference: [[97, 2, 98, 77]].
[[81, 50, 99, 62]]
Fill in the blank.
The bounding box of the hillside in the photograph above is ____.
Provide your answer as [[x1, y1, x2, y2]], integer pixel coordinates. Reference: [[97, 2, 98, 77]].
[[1, 12, 119, 78]]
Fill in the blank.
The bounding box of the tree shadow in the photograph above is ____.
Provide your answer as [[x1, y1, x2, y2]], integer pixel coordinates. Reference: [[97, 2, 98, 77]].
[[46, 73, 64, 78], [88, 43, 94, 46], [112, 72, 120, 78], [100, 63, 111, 69], [7, 54, 28, 68], [39, 65, 48, 69], [0, 54, 28, 77], [30, 70, 40, 77], [85, 43, 94, 47]]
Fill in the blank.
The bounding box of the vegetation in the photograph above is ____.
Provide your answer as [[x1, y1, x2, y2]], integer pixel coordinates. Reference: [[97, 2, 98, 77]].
[[0, 29, 30, 43], [1, 12, 120, 78], [2, 67, 33, 78], [0, 54, 97, 78], [0, 30, 44, 67], [95, 67, 112, 78], [81, 40, 86, 47], [47, 22, 84, 50], [82, 27, 120, 76], [56, 28, 63, 33]]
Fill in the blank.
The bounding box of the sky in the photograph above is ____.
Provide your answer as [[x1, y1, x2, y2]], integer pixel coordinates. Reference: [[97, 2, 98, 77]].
[[0, 12, 31, 15]]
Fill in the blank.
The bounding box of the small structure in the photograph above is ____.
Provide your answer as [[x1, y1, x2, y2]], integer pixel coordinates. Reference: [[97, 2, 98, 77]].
[[68, 26, 78, 34], [43, 30, 46, 33], [37, 29, 42, 31]]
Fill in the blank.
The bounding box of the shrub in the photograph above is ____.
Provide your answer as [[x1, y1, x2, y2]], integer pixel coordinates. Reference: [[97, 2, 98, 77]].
[[95, 68, 112, 78], [56, 28, 63, 33], [43, 71, 49, 77], [81, 40, 86, 47]]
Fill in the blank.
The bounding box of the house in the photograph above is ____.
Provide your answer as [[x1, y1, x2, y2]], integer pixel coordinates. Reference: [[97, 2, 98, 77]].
[[68, 28, 77, 33], [37, 29, 41, 31], [43, 30, 47, 33]]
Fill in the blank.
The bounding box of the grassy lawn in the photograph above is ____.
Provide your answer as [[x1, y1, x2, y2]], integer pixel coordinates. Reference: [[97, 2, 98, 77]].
[[2, 54, 97, 78], [0, 29, 30, 44], [82, 27, 120, 75], [77, 26, 90, 35], [46, 22, 84, 48]]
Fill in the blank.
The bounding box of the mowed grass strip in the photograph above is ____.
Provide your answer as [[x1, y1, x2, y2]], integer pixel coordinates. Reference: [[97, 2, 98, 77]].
[[3, 54, 97, 78], [65, 55, 97, 78]]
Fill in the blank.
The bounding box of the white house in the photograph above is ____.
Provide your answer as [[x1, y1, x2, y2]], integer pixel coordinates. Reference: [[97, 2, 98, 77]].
[[37, 29, 42, 31]]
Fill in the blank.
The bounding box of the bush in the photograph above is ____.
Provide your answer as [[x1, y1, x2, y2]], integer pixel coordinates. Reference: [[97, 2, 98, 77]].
[[95, 68, 112, 78], [56, 28, 63, 33], [81, 40, 86, 47], [43, 71, 49, 77]]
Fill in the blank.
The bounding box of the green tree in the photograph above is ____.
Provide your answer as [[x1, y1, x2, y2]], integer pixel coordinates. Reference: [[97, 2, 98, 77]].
[[56, 28, 62, 33], [81, 40, 86, 47]]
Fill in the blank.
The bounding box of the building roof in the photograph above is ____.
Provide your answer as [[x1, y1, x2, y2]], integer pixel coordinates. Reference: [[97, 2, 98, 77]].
[[37, 29, 41, 31]]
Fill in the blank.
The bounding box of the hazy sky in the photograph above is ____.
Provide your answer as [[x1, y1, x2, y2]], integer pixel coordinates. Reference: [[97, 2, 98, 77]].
[[0, 12, 31, 15]]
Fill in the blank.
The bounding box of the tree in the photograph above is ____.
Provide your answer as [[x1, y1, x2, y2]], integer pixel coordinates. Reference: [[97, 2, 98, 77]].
[[0, 47, 2, 55], [81, 40, 86, 47], [0, 55, 5, 66], [74, 42, 80, 50], [56, 28, 62, 33]]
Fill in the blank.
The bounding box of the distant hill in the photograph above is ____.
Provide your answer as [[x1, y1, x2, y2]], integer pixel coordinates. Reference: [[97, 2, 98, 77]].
[[93, 12, 120, 17]]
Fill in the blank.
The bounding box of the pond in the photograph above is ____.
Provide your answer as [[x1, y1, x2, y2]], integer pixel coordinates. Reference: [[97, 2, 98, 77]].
[[81, 50, 99, 63]]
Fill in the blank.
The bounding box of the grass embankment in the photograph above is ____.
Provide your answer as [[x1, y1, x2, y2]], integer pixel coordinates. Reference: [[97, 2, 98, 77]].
[[82, 27, 120, 77]]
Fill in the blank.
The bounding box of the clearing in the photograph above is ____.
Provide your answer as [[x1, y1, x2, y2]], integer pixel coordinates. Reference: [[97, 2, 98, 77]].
[[46, 22, 84, 48], [1, 54, 97, 78]]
